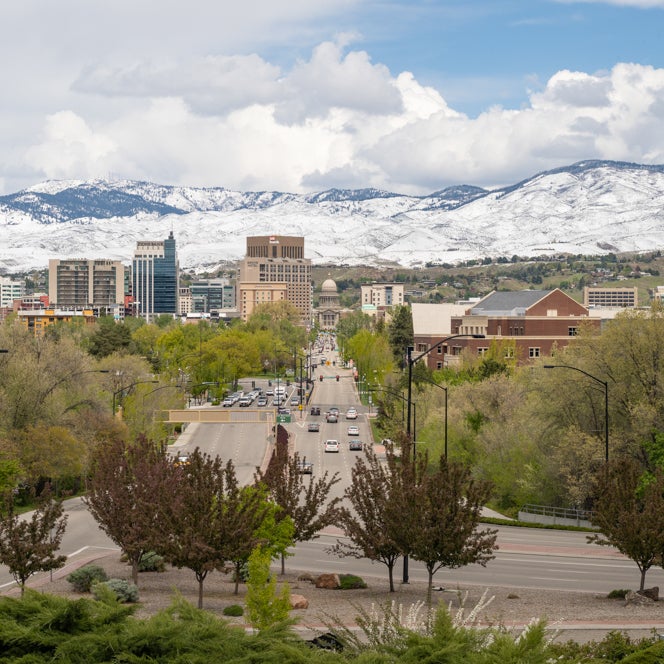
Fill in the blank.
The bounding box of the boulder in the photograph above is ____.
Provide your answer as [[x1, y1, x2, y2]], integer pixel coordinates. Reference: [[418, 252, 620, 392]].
[[638, 586, 659, 601], [315, 573, 341, 589], [290, 593, 309, 610], [625, 590, 655, 606]]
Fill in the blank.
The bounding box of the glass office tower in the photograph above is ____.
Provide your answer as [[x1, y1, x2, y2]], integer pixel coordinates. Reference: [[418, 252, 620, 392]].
[[132, 231, 179, 319]]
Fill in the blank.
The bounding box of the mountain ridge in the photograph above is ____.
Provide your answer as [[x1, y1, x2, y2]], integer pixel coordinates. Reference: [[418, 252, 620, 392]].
[[1, 160, 663, 273]]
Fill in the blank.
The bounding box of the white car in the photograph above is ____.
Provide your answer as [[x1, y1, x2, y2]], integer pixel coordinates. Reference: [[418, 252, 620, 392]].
[[324, 439, 340, 453], [345, 408, 358, 420], [347, 425, 360, 436]]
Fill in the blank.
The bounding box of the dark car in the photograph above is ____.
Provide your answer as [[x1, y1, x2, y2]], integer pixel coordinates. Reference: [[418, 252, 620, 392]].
[[308, 422, 320, 432], [310, 406, 321, 416], [349, 440, 364, 451]]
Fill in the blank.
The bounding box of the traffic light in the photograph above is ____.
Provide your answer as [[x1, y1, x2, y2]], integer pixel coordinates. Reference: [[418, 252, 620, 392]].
[[336, 375, 339, 382], [319, 375, 323, 382]]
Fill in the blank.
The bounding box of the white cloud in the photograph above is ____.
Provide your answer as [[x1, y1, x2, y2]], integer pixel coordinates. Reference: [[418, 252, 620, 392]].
[[22, 57, 664, 195]]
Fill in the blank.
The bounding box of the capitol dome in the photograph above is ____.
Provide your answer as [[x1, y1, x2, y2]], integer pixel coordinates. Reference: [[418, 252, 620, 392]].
[[321, 277, 338, 293]]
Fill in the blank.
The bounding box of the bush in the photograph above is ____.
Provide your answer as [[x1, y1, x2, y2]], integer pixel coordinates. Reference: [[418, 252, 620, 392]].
[[607, 588, 629, 599], [339, 574, 367, 590], [67, 564, 109, 592], [223, 604, 244, 617], [92, 578, 139, 603], [139, 551, 165, 573]]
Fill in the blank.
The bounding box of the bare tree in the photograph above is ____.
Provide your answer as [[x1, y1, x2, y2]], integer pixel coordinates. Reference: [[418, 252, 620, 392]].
[[589, 457, 664, 591], [0, 487, 68, 596], [84, 434, 172, 586], [256, 425, 342, 574]]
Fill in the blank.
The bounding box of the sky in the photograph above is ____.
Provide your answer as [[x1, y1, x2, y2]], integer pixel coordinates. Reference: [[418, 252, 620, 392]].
[[1, 0, 663, 196]]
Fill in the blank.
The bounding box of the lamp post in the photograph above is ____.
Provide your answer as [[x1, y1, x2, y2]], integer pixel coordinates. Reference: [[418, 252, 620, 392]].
[[401, 333, 483, 584], [113, 379, 158, 417], [544, 364, 609, 462], [406, 334, 484, 445]]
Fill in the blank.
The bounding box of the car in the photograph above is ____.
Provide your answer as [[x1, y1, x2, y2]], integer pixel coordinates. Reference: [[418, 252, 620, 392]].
[[347, 425, 360, 436], [308, 422, 320, 432], [290, 397, 300, 406], [297, 460, 313, 474], [265, 388, 274, 396], [349, 439, 364, 451], [278, 407, 291, 415], [326, 412, 338, 423], [222, 397, 234, 407], [329, 407, 340, 415], [174, 453, 190, 466], [324, 440, 340, 453], [345, 408, 358, 419], [256, 397, 268, 406], [310, 406, 321, 416]]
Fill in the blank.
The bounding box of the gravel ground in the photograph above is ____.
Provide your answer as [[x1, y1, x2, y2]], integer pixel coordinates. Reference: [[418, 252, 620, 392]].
[[13, 551, 664, 645]]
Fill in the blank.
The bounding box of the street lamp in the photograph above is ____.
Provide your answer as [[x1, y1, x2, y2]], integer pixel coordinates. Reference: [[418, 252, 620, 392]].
[[544, 364, 609, 462], [113, 379, 158, 416], [406, 334, 484, 444], [401, 333, 483, 584]]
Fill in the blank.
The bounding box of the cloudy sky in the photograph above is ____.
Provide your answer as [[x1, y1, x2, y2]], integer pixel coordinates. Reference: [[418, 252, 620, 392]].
[[1, 0, 663, 196]]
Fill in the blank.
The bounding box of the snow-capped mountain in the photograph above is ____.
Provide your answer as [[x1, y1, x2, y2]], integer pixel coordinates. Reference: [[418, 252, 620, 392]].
[[1, 160, 663, 274]]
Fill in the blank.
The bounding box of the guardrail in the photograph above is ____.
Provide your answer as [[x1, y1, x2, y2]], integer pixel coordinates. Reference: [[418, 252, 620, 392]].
[[518, 504, 595, 528]]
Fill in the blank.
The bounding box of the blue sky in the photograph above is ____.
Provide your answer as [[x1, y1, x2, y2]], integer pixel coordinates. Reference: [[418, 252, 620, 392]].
[[1, 0, 663, 195]]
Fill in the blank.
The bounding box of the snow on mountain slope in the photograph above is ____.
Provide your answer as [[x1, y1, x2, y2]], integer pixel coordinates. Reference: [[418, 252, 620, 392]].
[[1, 160, 663, 273]]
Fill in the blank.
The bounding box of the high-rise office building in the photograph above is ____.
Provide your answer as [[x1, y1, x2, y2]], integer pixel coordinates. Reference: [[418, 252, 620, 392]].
[[132, 231, 179, 319], [48, 259, 125, 309], [237, 235, 312, 323]]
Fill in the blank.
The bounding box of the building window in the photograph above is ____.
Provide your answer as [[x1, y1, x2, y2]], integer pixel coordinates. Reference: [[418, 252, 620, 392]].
[[437, 345, 443, 354], [478, 347, 488, 356], [568, 327, 577, 336], [529, 347, 540, 358], [436, 361, 443, 369]]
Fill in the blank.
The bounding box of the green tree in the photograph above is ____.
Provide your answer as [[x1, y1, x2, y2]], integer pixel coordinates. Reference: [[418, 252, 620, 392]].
[[245, 545, 292, 631], [0, 487, 68, 596], [387, 304, 413, 365], [88, 318, 135, 357]]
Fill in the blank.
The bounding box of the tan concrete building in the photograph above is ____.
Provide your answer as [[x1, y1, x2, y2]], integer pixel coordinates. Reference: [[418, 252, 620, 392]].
[[48, 259, 125, 309], [237, 236, 312, 323], [583, 286, 638, 308], [361, 282, 405, 320]]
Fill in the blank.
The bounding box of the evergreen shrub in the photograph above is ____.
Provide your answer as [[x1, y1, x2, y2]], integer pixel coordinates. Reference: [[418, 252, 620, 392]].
[[222, 604, 244, 617], [66, 564, 109, 592], [339, 574, 367, 589], [92, 579, 139, 603], [138, 551, 165, 572]]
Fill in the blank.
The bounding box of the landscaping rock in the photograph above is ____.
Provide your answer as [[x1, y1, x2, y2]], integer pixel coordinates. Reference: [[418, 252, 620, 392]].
[[290, 593, 309, 609], [638, 587, 659, 601], [315, 573, 340, 589], [625, 590, 655, 606]]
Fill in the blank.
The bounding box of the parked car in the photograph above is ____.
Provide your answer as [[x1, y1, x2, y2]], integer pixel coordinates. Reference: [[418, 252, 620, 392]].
[[310, 406, 321, 416], [256, 397, 268, 406], [347, 425, 360, 436], [308, 422, 320, 432], [324, 440, 340, 453], [349, 440, 364, 451], [222, 397, 234, 407], [326, 412, 338, 423], [290, 397, 300, 406]]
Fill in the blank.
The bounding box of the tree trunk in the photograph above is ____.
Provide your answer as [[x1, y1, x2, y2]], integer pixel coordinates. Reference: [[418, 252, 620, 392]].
[[234, 562, 241, 595], [640, 566, 647, 591], [426, 567, 434, 609], [198, 577, 205, 609], [280, 551, 285, 575], [131, 558, 139, 586], [388, 562, 395, 593]]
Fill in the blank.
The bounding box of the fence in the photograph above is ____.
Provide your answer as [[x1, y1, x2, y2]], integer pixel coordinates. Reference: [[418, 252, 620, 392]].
[[518, 504, 595, 528]]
